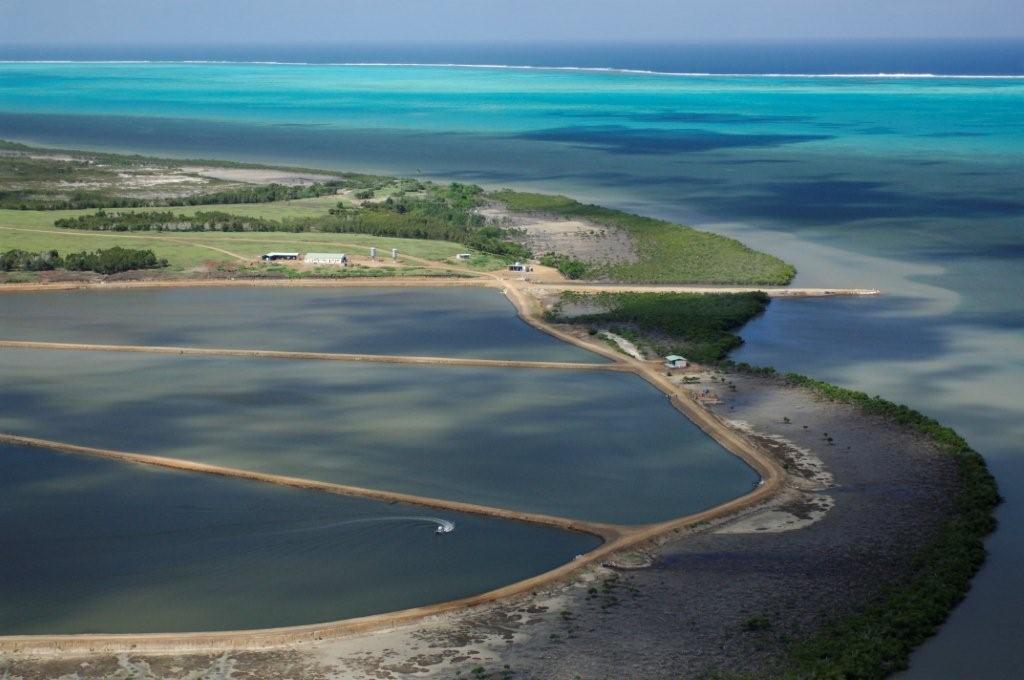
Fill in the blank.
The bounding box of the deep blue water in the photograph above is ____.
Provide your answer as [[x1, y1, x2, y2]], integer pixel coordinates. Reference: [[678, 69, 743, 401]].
[[0, 51, 1022, 675]]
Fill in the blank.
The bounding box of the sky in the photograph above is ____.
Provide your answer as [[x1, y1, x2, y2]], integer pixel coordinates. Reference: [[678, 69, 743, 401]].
[[1, 0, 1022, 45]]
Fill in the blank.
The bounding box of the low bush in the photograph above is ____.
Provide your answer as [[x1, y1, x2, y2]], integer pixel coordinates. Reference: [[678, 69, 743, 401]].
[[488, 190, 796, 285], [539, 252, 589, 279], [0, 248, 62, 272], [553, 291, 769, 363], [63, 246, 168, 274], [54, 210, 292, 232], [726, 365, 1001, 679], [2, 180, 349, 211], [1, 247, 167, 275], [320, 183, 531, 261]]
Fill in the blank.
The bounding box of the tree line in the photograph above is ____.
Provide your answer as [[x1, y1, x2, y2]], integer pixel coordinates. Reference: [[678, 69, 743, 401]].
[[2, 181, 349, 211], [0, 247, 168, 275], [55, 182, 534, 262]]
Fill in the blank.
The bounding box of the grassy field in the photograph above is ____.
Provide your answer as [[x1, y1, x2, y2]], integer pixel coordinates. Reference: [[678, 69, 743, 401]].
[[1, 141, 797, 285], [0, 225, 498, 271], [488, 190, 796, 285], [0, 206, 510, 272]]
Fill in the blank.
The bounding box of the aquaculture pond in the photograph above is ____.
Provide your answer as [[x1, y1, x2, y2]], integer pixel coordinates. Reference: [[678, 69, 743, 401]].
[[0, 286, 603, 363], [0, 443, 600, 635], [0, 348, 758, 525]]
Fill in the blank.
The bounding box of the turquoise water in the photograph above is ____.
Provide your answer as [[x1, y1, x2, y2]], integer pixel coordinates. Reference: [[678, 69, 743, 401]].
[[0, 63, 1020, 156], [1, 62, 1023, 675], [0, 442, 599, 634], [0, 287, 603, 362], [0, 348, 757, 524]]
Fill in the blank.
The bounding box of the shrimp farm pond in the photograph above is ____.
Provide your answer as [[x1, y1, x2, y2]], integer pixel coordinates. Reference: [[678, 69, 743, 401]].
[[0, 286, 758, 634]]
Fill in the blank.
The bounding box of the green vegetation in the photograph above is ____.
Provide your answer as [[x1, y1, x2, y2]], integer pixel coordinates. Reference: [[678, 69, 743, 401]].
[[0, 140, 378, 210], [0, 161, 347, 211], [488, 190, 796, 285], [0, 246, 167, 274], [538, 252, 589, 279], [70, 181, 346, 210], [48, 183, 531, 262], [552, 291, 769, 363], [2, 141, 797, 284], [0, 222, 493, 274], [727, 364, 1000, 679], [0, 248, 63, 272], [324, 183, 530, 261], [54, 210, 288, 232]]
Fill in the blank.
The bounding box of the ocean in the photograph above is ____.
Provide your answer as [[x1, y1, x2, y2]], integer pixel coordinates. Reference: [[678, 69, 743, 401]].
[[0, 42, 1022, 676]]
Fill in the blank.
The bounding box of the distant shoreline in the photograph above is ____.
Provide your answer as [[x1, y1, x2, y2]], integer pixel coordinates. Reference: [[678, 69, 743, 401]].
[[2, 60, 1023, 79]]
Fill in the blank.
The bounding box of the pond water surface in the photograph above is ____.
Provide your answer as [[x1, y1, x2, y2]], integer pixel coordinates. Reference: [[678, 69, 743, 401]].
[[0, 442, 599, 635], [0, 287, 603, 363], [0, 348, 757, 525]]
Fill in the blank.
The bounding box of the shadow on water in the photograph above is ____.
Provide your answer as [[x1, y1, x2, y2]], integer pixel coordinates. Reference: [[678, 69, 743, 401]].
[[0, 348, 759, 525], [0, 287, 604, 363]]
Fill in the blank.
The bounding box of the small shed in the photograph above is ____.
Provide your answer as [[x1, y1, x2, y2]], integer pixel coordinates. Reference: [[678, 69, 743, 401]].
[[508, 262, 533, 273], [261, 252, 298, 261], [665, 355, 688, 368], [455, 253, 472, 261], [305, 252, 347, 266]]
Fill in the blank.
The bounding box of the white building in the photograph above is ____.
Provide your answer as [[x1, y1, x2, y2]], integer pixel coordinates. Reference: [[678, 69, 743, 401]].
[[455, 253, 472, 261], [304, 252, 347, 266], [665, 355, 688, 368], [261, 252, 298, 261]]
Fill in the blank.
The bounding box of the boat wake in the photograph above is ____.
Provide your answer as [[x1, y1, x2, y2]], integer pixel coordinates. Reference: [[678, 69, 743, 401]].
[[276, 515, 455, 536]]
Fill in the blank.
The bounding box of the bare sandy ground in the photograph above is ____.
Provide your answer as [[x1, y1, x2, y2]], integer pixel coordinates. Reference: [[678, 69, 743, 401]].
[[180, 167, 342, 186], [598, 330, 645, 360], [477, 204, 637, 264]]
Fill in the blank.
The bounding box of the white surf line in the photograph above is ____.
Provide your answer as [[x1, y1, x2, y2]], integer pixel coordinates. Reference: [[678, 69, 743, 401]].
[[3, 61, 1021, 78]]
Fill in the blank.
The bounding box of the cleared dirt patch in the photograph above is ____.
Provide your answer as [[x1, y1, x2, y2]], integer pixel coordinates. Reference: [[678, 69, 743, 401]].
[[477, 204, 637, 265], [181, 166, 343, 186]]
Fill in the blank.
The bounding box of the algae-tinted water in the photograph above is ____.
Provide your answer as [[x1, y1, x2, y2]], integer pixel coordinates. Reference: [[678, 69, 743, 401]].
[[0, 287, 602, 363], [0, 349, 757, 525], [0, 442, 599, 635]]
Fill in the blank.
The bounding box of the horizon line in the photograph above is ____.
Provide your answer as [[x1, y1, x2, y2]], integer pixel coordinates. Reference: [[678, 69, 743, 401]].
[[1, 60, 1022, 79]]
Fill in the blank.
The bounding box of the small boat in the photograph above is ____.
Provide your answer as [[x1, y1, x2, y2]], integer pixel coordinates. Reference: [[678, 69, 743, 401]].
[[435, 521, 455, 535]]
